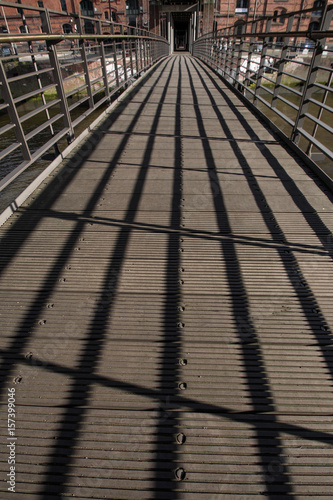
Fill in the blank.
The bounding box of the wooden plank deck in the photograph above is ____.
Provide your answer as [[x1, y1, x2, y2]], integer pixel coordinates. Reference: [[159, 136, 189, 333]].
[[1, 54, 333, 499]]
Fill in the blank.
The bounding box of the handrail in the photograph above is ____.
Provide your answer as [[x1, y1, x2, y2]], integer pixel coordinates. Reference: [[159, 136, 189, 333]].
[[0, 1, 169, 194], [192, 5, 333, 181]]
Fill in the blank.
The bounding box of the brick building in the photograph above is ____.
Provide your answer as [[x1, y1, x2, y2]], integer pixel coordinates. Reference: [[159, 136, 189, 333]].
[[0, 0, 150, 36], [214, 0, 328, 31], [0, 0, 330, 39]]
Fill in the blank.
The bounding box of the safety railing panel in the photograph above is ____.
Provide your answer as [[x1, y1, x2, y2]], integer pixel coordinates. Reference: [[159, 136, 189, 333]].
[[0, 1, 169, 193], [192, 5, 333, 177]]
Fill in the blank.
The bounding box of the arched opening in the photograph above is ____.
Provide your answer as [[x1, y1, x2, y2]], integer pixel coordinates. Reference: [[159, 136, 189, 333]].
[[279, 9, 286, 24], [80, 0, 93, 17], [234, 19, 245, 35], [308, 21, 320, 31], [173, 12, 191, 51], [63, 23, 73, 34], [84, 20, 94, 34]]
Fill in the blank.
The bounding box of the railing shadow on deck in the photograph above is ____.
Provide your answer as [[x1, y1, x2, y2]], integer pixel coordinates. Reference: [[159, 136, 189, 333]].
[[0, 54, 333, 498]]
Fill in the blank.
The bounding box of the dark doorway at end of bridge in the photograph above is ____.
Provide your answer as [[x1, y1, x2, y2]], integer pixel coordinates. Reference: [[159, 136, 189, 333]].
[[173, 12, 191, 51]]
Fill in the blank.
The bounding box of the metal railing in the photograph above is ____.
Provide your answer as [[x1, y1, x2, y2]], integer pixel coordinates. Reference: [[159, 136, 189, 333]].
[[0, 1, 169, 193], [192, 5, 333, 176]]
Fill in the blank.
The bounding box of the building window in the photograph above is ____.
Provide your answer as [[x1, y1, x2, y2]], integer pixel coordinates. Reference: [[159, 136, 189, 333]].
[[104, 11, 109, 20], [273, 9, 286, 24], [276, 36, 283, 47], [84, 20, 94, 34], [61, 0, 67, 12], [38, 1, 44, 7], [308, 20, 320, 31], [19, 25, 28, 33], [63, 23, 72, 33], [80, 0, 94, 17], [17, 0, 23, 15], [0, 25, 8, 33], [235, 0, 248, 14], [279, 9, 286, 24], [313, 0, 323, 16], [126, 0, 139, 16]]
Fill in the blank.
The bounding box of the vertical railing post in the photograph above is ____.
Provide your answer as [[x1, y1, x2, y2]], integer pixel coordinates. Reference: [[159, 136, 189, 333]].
[[292, 8, 333, 145], [235, 23, 246, 86], [77, 15, 94, 110], [135, 38, 140, 74], [44, 10, 74, 143], [97, 20, 110, 102], [120, 25, 128, 84], [129, 28, 134, 77], [38, 8, 55, 141], [216, 34, 221, 70], [143, 38, 148, 68], [111, 23, 120, 88], [230, 28, 237, 83], [271, 14, 294, 108], [225, 28, 232, 77], [0, 60, 31, 161], [221, 33, 227, 76], [306, 70, 333, 156], [213, 32, 218, 69], [254, 17, 272, 107], [245, 21, 257, 90], [138, 37, 143, 71]]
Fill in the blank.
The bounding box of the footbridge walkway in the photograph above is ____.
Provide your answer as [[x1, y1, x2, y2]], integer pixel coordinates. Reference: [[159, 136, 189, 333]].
[[1, 53, 333, 499]]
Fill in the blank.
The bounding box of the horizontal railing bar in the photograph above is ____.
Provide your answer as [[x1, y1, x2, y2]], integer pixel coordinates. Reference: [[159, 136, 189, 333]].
[[0, 122, 15, 135], [268, 106, 296, 127], [7, 67, 54, 84], [90, 76, 104, 86], [60, 61, 84, 70], [68, 95, 90, 112], [13, 84, 56, 104], [313, 82, 333, 93], [316, 64, 333, 72], [0, 0, 67, 14], [257, 30, 333, 39], [274, 94, 300, 111], [298, 128, 333, 160], [243, 86, 256, 96], [244, 76, 258, 86], [29, 129, 68, 159], [255, 94, 295, 126], [304, 113, 333, 135], [0, 142, 22, 162], [308, 98, 333, 113], [261, 75, 276, 85], [92, 87, 106, 97], [285, 59, 311, 67], [85, 56, 102, 64], [19, 99, 61, 124], [71, 105, 103, 128], [259, 86, 274, 96], [281, 71, 307, 82], [25, 113, 63, 141], [63, 71, 86, 82], [66, 84, 88, 98], [0, 34, 168, 44], [278, 83, 303, 97], [0, 128, 69, 193]]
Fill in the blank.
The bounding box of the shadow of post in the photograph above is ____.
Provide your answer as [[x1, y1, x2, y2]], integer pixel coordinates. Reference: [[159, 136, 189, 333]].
[[192, 57, 333, 383], [184, 57, 294, 497]]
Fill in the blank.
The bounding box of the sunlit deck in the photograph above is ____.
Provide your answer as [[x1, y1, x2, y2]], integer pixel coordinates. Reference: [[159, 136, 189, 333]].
[[1, 54, 333, 499]]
